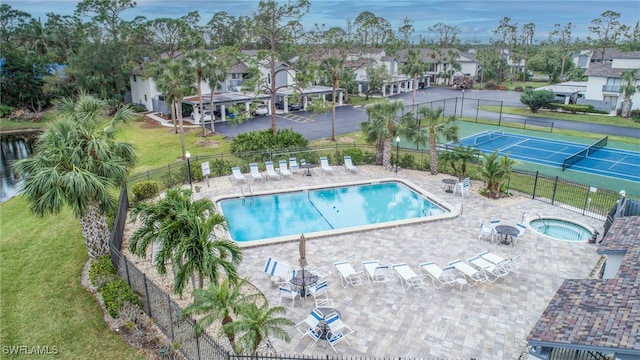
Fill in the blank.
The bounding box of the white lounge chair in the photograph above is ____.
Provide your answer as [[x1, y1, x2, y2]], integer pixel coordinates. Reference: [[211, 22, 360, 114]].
[[249, 163, 263, 181], [343, 156, 358, 173], [278, 159, 293, 178], [478, 220, 495, 243], [362, 260, 390, 287], [392, 263, 425, 290], [230, 167, 246, 183], [467, 255, 509, 282], [270, 260, 293, 286], [448, 259, 489, 286], [320, 156, 334, 174], [279, 286, 300, 309], [264, 161, 280, 180], [479, 250, 520, 273], [333, 261, 363, 287], [453, 177, 470, 197], [289, 157, 300, 174], [420, 261, 461, 289]]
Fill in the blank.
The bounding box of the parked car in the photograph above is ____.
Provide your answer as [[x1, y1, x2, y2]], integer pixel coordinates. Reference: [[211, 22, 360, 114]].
[[253, 103, 268, 116], [190, 110, 215, 122], [213, 109, 236, 119], [276, 102, 302, 111]]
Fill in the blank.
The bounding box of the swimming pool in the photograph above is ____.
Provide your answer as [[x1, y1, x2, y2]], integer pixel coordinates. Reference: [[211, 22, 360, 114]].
[[216, 179, 456, 246]]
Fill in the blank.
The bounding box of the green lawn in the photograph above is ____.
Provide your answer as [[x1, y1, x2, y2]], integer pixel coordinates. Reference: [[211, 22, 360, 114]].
[[0, 197, 144, 359]]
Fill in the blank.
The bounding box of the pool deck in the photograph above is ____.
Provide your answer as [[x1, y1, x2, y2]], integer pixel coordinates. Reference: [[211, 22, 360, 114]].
[[190, 165, 604, 359]]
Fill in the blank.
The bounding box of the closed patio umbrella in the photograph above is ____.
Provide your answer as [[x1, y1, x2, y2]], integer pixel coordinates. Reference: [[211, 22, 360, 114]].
[[299, 233, 308, 267]]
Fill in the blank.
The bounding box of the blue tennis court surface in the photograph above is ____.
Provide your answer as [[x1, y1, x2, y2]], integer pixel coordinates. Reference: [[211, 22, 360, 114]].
[[456, 130, 640, 183]]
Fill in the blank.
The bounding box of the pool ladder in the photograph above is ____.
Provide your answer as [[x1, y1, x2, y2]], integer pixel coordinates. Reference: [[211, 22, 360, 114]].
[[240, 184, 254, 204], [535, 213, 548, 229]]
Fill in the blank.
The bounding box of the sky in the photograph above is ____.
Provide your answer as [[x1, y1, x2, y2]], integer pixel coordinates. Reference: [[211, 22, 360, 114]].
[[5, 0, 640, 43]]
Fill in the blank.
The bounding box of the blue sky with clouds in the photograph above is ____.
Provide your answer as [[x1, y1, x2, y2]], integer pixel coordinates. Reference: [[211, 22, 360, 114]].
[[5, 0, 639, 43]]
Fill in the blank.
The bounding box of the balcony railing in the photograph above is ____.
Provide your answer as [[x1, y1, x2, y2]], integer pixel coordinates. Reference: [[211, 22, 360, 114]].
[[602, 85, 621, 93]]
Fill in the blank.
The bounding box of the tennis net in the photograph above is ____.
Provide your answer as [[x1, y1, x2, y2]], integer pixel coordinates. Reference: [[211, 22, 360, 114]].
[[473, 129, 505, 146], [561, 136, 608, 171]]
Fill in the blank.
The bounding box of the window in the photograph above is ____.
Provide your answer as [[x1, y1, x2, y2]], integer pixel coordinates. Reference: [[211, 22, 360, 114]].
[[144, 95, 147, 102], [231, 73, 241, 79], [133, 75, 137, 82]]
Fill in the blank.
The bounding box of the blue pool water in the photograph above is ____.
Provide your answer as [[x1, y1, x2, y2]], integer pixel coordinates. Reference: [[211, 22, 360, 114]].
[[219, 181, 447, 242], [529, 218, 593, 241]]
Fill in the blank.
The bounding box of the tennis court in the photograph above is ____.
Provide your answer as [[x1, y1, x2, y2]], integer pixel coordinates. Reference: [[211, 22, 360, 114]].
[[457, 130, 640, 183]]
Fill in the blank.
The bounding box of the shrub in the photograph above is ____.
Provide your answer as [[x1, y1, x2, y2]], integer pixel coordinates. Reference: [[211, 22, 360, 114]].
[[230, 129, 308, 162], [520, 89, 555, 113], [631, 109, 640, 123], [98, 279, 140, 318], [0, 104, 14, 118], [398, 153, 415, 169], [89, 255, 117, 288], [131, 104, 147, 113], [341, 148, 365, 164], [131, 181, 159, 203]]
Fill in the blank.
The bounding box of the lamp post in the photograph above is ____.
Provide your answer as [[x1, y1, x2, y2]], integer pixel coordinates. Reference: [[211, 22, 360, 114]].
[[460, 89, 465, 117], [185, 151, 192, 190], [395, 136, 400, 174]]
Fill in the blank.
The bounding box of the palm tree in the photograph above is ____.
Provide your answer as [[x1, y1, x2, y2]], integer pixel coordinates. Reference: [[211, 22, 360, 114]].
[[440, 145, 477, 181], [202, 46, 237, 134], [186, 49, 214, 137], [128, 188, 242, 295], [145, 57, 195, 159], [480, 150, 515, 198], [182, 278, 262, 349], [172, 199, 243, 295], [361, 100, 407, 170], [128, 188, 191, 275], [322, 56, 346, 141], [416, 106, 459, 175], [620, 69, 640, 118], [13, 94, 136, 259], [401, 49, 428, 113], [225, 303, 293, 355]]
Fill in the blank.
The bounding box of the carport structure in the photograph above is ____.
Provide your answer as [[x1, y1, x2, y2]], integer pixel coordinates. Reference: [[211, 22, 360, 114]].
[[182, 91, 269, 123], [275, 85, 344, 113]]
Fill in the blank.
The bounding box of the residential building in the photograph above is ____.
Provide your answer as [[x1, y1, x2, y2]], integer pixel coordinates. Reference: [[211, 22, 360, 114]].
[[582, 49, 640, 113]]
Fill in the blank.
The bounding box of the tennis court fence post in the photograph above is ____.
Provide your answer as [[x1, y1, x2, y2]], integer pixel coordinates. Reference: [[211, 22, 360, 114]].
[[532, 171, 539, 200], [551, 176, 559, 205]]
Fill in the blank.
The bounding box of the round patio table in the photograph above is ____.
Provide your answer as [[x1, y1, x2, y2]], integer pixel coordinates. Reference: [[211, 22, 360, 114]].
[[289, 270, 318, 297], [495, 225, 519, 246], [442, 178, 457, 193], [300, 164, 316, 176], [316, 308, 342, 340]]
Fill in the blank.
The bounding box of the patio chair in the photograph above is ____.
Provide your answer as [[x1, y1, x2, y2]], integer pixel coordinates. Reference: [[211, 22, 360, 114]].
[[453, 177, 470, 197], [490, 218, 501, 231], [320, 156, 334, 174], [230, 167, 246, 183], [513, 223, 527, 246], [478, 250, 520, 273], [391, 263, 425, 290], [278, 159, 293, 178], [448, 259, 489, 286], [362, 260, 390, 287], [333, 261, 363, 287], [478, 220, 495, 243], [279, 286, 300, 309], [263, 257, 276, 279], [309, 266, 331, 279], [325, 313, 354, 352], [295, 309, 324, 343], [343, 156, 359, 173], [467, 255, 509, 282], [249, 163, 263, 181], [307, 280, 329, 302], [289, 157, 300, 174], [419, 261, 461, 289], [264, 161, 280, 180]]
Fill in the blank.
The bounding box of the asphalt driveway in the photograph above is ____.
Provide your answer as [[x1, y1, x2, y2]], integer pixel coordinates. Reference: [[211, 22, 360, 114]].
[[213, 87, 640, 140]]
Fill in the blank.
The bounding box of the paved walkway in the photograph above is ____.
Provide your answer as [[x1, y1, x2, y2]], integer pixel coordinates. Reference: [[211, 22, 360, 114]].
[[188, 166, 604, 359]]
